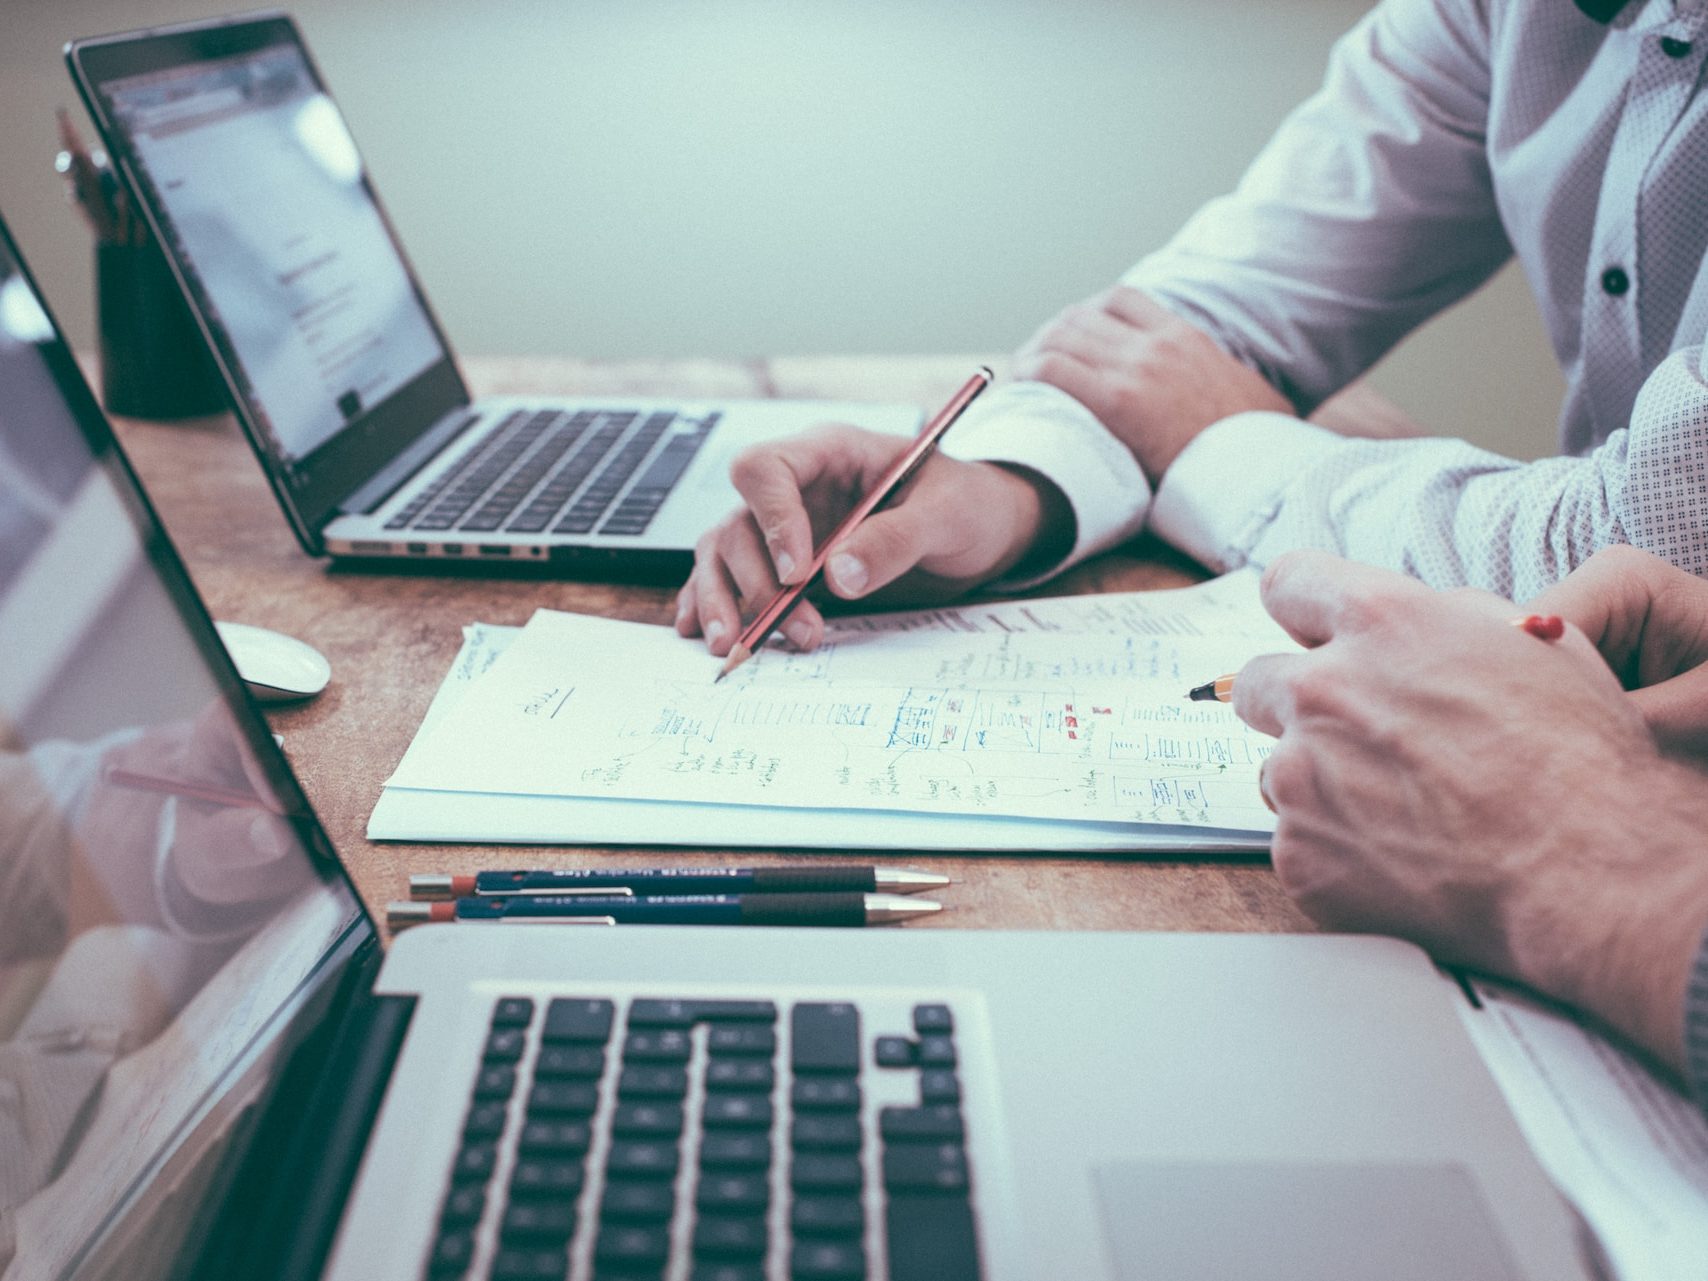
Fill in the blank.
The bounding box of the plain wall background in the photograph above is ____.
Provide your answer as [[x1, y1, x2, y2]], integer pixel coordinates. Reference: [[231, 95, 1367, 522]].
[[1, 0, 1565, 459]]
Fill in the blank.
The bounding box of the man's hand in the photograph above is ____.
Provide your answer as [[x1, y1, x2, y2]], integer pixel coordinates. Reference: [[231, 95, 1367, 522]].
[[1229, 550, 1708, 1075], [1527, 544, 1708, 756], [1012, 286, 1294, 482], [676, 424, 1069, 655]]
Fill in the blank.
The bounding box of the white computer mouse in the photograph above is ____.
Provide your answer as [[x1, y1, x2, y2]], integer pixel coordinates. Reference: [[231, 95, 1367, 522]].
[[214, 621, 332, 703]]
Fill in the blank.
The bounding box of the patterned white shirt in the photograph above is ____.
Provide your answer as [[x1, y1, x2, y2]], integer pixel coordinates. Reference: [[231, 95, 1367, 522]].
[[945, 0, 1708, 602]]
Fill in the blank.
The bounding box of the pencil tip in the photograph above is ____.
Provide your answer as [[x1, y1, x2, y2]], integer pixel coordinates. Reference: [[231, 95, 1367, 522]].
[[716, 643, 752, 683], [1185, 681, 1215, 702]]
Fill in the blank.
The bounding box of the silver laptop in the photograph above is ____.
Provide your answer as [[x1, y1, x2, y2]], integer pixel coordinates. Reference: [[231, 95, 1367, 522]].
[[66, 12, 917, 576], [0, 211, 1592, 1281]]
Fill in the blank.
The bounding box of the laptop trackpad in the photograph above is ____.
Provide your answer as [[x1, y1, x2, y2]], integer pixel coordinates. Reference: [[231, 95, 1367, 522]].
[[1092, 1161, 1521, 1281]]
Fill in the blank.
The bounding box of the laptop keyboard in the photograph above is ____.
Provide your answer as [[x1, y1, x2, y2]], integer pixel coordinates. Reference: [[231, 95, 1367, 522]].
[[424, 995, 982, 1280], [385, 408, 719, 538]]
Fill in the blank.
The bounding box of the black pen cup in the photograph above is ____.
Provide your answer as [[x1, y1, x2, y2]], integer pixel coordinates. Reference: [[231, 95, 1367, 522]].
[[97, 234, 227, 420]]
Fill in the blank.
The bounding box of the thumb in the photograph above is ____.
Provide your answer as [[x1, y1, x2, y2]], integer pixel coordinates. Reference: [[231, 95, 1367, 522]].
[[823, 503, 946, 599]]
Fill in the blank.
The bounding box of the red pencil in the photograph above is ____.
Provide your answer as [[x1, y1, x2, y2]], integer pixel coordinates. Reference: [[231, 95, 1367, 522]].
[[716, 367, 993, 681]]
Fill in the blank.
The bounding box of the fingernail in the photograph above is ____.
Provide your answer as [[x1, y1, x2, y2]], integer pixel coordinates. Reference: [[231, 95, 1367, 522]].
[[774, 549, 797, 582], [784, 618, 814, 649], [706, 619, 727, 646], [829, 553, 868, 594]]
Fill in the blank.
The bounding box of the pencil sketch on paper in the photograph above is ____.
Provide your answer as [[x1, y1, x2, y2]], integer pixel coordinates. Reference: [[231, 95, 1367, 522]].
[[387, 607, 1281, 835]]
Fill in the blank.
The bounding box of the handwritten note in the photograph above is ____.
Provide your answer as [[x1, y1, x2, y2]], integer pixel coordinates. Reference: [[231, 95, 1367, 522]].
[[386, 608, 1279, 833]]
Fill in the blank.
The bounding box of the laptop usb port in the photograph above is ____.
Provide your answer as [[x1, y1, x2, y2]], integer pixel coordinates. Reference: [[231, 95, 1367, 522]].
[[479, 545, 512, 557]]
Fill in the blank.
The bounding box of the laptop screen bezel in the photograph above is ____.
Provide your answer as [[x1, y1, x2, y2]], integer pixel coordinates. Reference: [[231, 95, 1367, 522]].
[[66, 10, 473, 555]]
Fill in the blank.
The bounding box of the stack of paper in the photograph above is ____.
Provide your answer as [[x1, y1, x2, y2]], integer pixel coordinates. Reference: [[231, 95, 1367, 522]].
[[371, 571, 1294, 851]]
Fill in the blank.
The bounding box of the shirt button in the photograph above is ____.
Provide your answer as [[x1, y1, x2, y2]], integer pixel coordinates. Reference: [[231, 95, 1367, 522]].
[[1601, 266, 1630, 297], [1660, 36, 1693, 58]]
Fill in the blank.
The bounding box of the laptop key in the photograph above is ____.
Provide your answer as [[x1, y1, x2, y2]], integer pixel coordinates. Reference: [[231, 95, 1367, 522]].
[[440, 1183, 486, 1227], [612, 1101, 685, 1138], [791, 1003, 860, 1073], [702, 1095, 773, 1129], [623, 1029, 691, 1062], [508, 1157, 585, 1200], [542, 998, 614, 1044], [518, 1119, 592, 1156], [791, 1076, 860, 1112], [692, 1215, 768, 1258], [606, 1139, 681, 1179], [528, 1080, 600, 1116], [618, 1065, 689, 1098], [879, 1105, 964, 1143], [705, 1060, 774, 1093], [789, 1240, 866, 1279], [885, 1194, 981, 1281], [427, 1230, 474, 1276], [595, 1222, 671, 1269], [600, 1179, 675, 1222], [918, 1070, 961, 1104], [918, 1036, 957, 1068], [790, 1153, 862, 1194], [874, 1037, 916, 1068], [500, 1200, 576, 1243], [882, 1143, 969, 1194], [463, 1100, 509, 1139], [451, 1143, 497, 1182], [485, 1027, 527, 1061], [492, 997, 535, 1027], [489, 1245, 569, 1281], [695, 1172, 770, 1214], [791, 1114, 862, 1151], [697, 1132, 771, 1171], [707, 1025, 776, 1057], [691, 1264, 764, 1281], [791, 1196, 864, 1238], [912, 1003, 953, 1035], [535, 1044, 605, 1079]]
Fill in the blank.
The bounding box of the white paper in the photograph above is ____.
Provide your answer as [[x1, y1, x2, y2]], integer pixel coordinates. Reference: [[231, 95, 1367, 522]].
[[386, 609, 1280, 833], [1456, 978, 1708, 1280]]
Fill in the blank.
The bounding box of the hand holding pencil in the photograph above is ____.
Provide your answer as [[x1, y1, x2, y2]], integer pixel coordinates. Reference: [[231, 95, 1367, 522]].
[[677, 370, 1073, 661]]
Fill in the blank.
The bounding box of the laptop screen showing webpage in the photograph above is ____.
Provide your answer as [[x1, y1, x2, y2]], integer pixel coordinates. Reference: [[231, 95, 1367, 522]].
[[0, 227, 363, 1281], [99, 36, 447, 477]]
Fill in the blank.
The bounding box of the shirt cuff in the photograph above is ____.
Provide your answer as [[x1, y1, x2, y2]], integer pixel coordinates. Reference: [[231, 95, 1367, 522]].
[[1149, 411, 1343, 572], [939, 380, 1151, 589], [1686, 921, 1708, 1115]]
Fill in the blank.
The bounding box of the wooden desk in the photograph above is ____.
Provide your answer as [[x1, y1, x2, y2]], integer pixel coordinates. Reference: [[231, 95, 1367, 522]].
[[108, 355, 1313, 937]]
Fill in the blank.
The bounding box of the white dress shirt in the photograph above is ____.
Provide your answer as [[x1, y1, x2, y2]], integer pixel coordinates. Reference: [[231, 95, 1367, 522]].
[[945, 0, 1708, 601]]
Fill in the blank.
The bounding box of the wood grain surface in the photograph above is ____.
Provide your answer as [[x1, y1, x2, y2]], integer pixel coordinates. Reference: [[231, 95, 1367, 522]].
[[107, 355, 1317, 940]]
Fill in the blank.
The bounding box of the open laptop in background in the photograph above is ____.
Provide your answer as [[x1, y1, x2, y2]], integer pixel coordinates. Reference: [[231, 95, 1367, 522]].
[[0, 212, 1590, 1279], [65, 11, 918, 577]]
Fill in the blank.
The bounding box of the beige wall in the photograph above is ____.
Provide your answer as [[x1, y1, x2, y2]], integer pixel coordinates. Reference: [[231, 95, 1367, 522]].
[[1, 0, 1563, 459]]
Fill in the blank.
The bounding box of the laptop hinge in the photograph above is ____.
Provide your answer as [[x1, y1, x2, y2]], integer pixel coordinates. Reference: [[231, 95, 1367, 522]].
[[338, 407, 482, 516], [185, 935, 417, 1281]]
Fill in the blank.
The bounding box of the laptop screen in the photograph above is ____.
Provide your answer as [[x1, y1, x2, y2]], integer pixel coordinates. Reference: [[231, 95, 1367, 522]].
[[100, 40, 446, 468], [0, 221, 365, 1279]]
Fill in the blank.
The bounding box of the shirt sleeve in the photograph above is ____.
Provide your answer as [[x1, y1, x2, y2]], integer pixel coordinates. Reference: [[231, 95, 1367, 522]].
[[1149, 344, 1708, 600], [1125, 0, 1508, 414], [939, 380, 1151, 588]]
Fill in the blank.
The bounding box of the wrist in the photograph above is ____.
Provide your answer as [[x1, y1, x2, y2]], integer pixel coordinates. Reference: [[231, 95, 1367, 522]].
[[983, 463, 1073, 582]]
